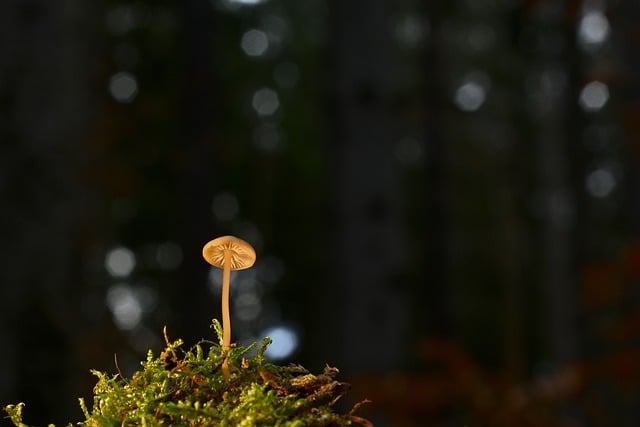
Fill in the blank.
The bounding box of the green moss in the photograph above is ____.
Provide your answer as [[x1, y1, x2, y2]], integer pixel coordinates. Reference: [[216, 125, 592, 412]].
[[4, 320, 371, 427]]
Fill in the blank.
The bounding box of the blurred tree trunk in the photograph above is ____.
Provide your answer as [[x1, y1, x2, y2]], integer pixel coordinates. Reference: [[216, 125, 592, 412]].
[[619, 0, 640, 237], [618, 6, 640, 427], [0, 0, 100, 423], [173, 0, 219, 344], [324, 0, 410, 374], [529, 1, 579, 365], [419, 3, 453, 339]]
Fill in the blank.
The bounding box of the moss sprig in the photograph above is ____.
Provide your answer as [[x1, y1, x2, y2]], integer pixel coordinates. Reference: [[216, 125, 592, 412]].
[[4, 320, 371, 427]]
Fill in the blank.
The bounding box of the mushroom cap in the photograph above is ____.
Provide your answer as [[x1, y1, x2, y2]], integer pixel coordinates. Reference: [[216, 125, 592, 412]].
[[202, 235, 256, 270]]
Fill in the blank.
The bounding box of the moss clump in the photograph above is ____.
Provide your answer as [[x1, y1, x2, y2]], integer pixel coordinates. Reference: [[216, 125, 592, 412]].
[[4, 320, 371, 426]]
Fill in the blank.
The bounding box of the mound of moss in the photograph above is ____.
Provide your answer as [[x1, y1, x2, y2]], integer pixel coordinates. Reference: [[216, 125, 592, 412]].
[[5, 321, 371, 426]]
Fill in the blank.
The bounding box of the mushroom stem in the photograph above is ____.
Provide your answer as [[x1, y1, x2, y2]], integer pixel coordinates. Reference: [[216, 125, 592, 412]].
[[202, 235, 256, 383], [221, 249, 232, 349]]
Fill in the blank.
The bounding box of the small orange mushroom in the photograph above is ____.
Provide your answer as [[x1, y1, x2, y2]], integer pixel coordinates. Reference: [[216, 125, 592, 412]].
[[202, 236, 256, 348], [202, 236, 256, 380]]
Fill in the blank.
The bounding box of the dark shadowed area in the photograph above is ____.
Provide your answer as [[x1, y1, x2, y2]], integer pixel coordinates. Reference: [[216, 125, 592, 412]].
[[2, 0, 640, 426]]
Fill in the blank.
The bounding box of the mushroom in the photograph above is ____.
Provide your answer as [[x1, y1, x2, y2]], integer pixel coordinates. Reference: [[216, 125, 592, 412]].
[[202, 235, 256, 351]]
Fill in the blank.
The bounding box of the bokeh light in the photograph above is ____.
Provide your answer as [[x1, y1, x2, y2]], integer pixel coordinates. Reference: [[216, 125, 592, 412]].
[[578, 10, 610, 50], [393, 14, 427, 49], [105, 246, 136, 278], [109, 72, 139, 103], [241, 29, 269, 57], [586, 168, 616, 198], [262, 325, 299, 360], [252, 87, 280, 116], [106, 283, 143, 330], [579, 80, 609, 112], [454, 81, 486, 112]]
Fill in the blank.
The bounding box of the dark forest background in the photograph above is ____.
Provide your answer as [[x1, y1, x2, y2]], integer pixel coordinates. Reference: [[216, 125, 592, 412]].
[[2, 0, 640, 426]]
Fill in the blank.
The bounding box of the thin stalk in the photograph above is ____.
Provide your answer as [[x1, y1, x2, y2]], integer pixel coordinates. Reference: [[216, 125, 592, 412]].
[[222, 249, 231, 349], [221, 249, 231, 382]]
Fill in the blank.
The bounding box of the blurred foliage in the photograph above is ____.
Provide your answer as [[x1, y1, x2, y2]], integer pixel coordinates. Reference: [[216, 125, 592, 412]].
[[346, 241, 640, 426]]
